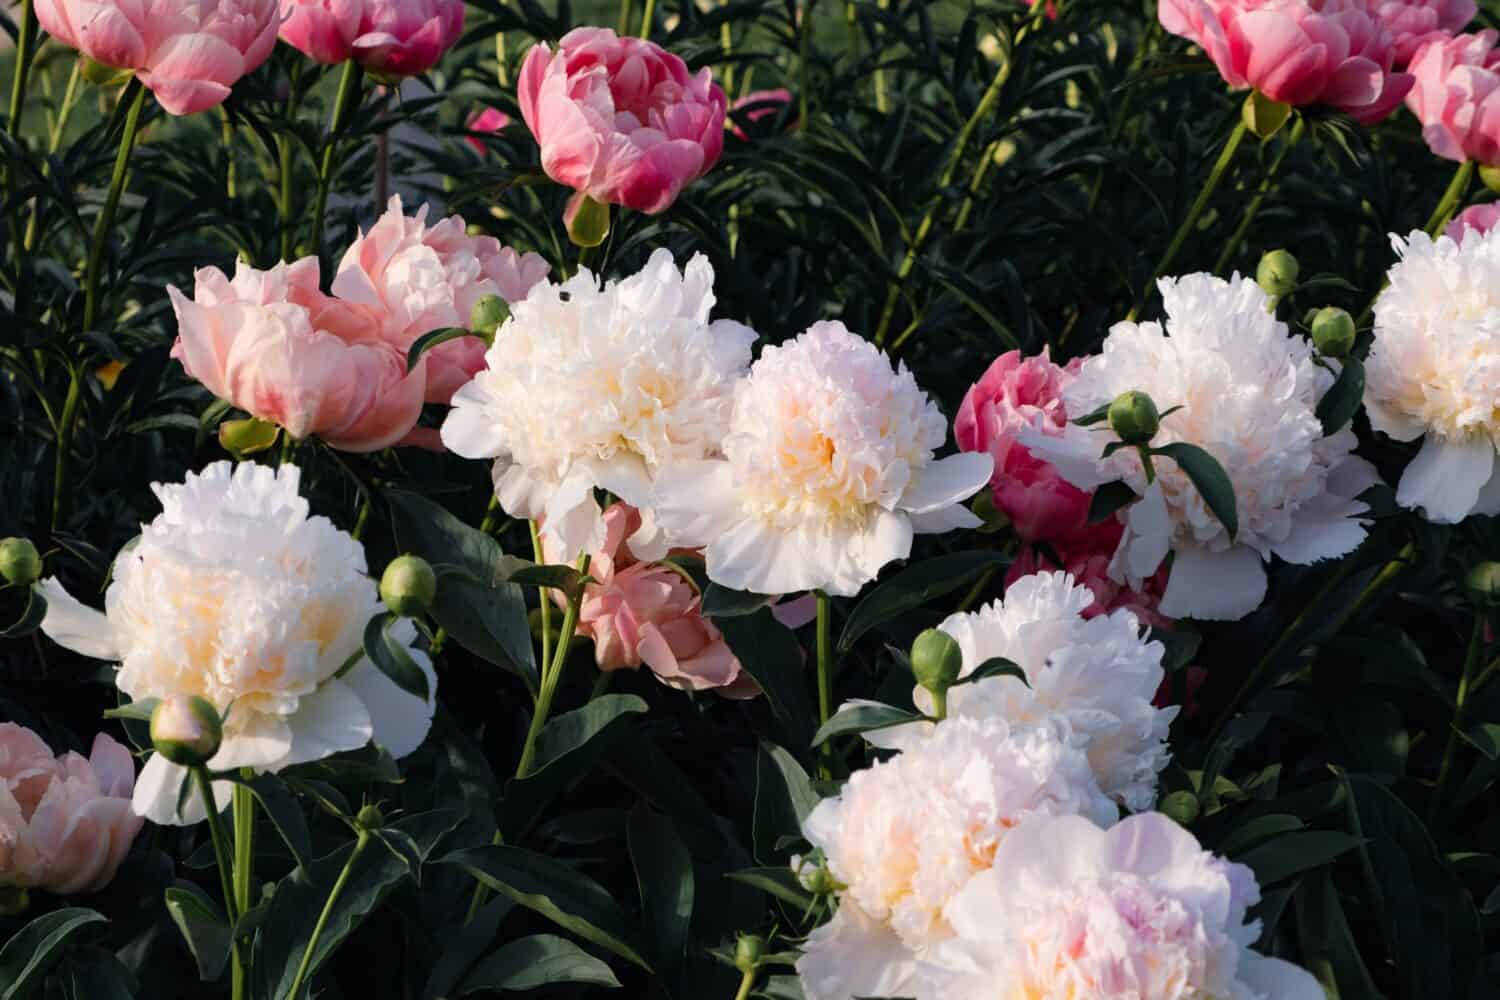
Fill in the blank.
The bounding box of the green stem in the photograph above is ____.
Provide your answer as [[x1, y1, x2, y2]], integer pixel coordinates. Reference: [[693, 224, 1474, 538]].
[[1212, 117, 1303, 276], [1429, 611, 1487, 823], [815, 591, 834, 777], [308, 61, 364, 260], [221, 108, 238, 200], [930, 687, 948, 721], [618, 0, 634, 36], [515, 555, 589, 779], [6, 0, 36, 136], [1138, 446, 1156, 485], [798, 0, 818, 127], [720, 0, 736, 95], [733, 968, 756, 1000], [1127, 118, 1248, 322], [231, 776, 256, 1000], [873, 0, 889, 113], [530, 520, 553, 675], [638, 0, 656, 37], [1423, 159, 1475, 238], [195, 769, 239, 925], [285, 831, 371, 1000], [24, 58, 84, 252], [49, 367, 81, 535], [82, 80, 148, 333]]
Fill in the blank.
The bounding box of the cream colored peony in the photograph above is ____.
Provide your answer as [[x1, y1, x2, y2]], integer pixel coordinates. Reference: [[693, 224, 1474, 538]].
[[653, 321, 992, 596], [1368, 228, 1500, 523], [1025, 274, 1378, 621], [441, 249, 756, 560], [39, 462, 435, 825], [794, 717, 1115, 1000]]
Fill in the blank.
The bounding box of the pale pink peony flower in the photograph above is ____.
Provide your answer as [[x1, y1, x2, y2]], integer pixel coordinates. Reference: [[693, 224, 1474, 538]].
[[517, 27, 728, 217], [0, 725, 142, 895], [168, 256, 429, 452], [1373, 0, 1476, 66], [729, 88, 794, 140], [1406, 30, 1500, 164], [279, 0, 463, 76], [465, 106, 512, 154], [1159, 0, 1414, 123], [1447, 202, 1500, 238], [36, 0, 279, 115], [332, 195, 550, 403]]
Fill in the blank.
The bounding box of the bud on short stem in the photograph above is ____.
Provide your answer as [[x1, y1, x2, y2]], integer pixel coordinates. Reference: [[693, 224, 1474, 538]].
[[1255, 249, 1299, 300], [0, 538, 42, 587], [734, 933, 765, 974], [150, 696, 223, 767], [910, 629, 964, 714], [356, 803, 385, 831], [1465, 562, 1500, 608], [469, 295, 509, 338], [380, 555, 437, 617], [1108, 390, 1160, 446], [1309, 307, 1356, 359]]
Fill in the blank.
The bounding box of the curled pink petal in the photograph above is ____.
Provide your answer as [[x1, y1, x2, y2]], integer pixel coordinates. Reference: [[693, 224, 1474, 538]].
[[1405, 30, 1500, 162]]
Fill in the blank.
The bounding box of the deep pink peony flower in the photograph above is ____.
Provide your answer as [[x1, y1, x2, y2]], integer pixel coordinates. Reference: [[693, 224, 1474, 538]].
[[0, 725, 143, 894], [1372, 0, 1476, 66], [36, 0, 279, 115], [1159, 0, 1414, 123], [465, 106, 512, 154], [1447, 202, 1500, 237], [279, 0, 463, 76], [332, 195, 550, 403], [1406, 30, 1500, 163], [517, 27, 727, 217], [729, 88, 794, 140], [169, 256, 429, 452]]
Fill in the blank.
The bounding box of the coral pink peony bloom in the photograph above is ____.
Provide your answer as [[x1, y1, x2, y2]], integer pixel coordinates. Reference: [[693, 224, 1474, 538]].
[[518, 27, 728, 216], [169, 256, 428, 452], [1447, 202, 1500, 237], [730, 88, 794, 140], [1159, 0, 1414, 123], [1373, 0, 1476, 66], [0, 725, 142, 894], [332, 195, 550, 403], [1406, 30, 1500, 163], [465, 106, 512, 154], [36, 0, 279, 115], [279, 0, 463, 75]]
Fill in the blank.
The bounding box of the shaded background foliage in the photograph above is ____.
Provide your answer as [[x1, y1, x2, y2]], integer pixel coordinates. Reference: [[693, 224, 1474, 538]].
[[2, 0, 1499, 997]]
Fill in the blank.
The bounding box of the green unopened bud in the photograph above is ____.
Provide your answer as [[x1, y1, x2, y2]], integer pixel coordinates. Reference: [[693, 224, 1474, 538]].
[[1107, 390, 1160, 445], [566, 194, 611, 248], [1309, 306, 1356, 358], [356, 803, 385, 831], [1255, 249, 1300, 300], [911, 628, 964, 695], [150, 696, 223, 767], [469, 294, 509, 338], [380, 555, 436, 617], [219, 417, 280, 457], [0, 538, 42, 587], [1481, 164, 1500, 195], [734, 933, 765, 974], [1465, 562, 1500, 607], [1160, 790, 1200, 826], [805, 864, 840, 896]]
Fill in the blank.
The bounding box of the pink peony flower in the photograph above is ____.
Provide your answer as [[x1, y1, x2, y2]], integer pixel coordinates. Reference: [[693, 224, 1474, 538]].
[[729, 88, 794, 140], [1373, 0, 1476, 66], [168, 256, 429, 452], [36, 0, 279, 115], [1006, 542, 1171, 629], [1447, 202, 1500, 237], [0, 725, 143, 895], [279, 0, 463, 76], [1159, 0, 1414, 123], [518, 27, 728, 217], [1406, 30, 1500, 163], [465, 106, 512, 155], [332, 195, 550, 403]]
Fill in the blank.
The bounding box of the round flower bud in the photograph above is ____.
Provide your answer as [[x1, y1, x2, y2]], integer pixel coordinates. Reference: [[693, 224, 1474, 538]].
[[1107, 390, 1160, 445], [1309, 306, 1357, 359], [1159, 789, 1200, 826], [469, 294, 510, 337], [734, 933, 765, 974], [0, 538, 42, 587], [1465, 562, 1500, 608], [149, 695, 223, 767], [1481, 165, 1500, 196], [380, 555, 437, 617], [356, 803, 385, 831], [1255, 249, 1299, 299], [910, 628, 964, 694], [805, 864, 841, 896]]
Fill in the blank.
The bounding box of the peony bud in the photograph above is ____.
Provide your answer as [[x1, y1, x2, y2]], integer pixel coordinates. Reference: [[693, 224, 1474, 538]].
[[1309, 307, 1356, 359], [356, 803, 385, 831], [910, 628, 964, 697], [1160, 790, 1200, 826], [1482, 165, 1500, 196], [0, 538, 42, 587], [380, 555, 437, 617], [734, 933, 765, 974], [1465, 562, 1500, 608], [1255, 249, 1299, 300], [1107, 390, 1160, 445], [149, 696, 223, 767], [469, 295, 509, 338]]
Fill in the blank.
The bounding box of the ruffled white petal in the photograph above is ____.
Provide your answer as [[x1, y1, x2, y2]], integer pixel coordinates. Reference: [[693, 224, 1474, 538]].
[[1018, 421, 1115, 490], [1396, 434, 1495, 524], [440, 379, 509, 458], [1159, 544, 1267, 621], [651, 460, 740, 548], [209, 718, 294, 771], [37, 578, 121, 660], [1109, 481, 1171, 586], [898, 452, 992, 513], [538, 469, 607, 562]]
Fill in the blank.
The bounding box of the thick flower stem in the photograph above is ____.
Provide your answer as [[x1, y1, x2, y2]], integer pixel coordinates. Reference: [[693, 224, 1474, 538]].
[[732, 968, 756, 1000], [638, 0, 656, 37], [231, 777, 257, 1000], [308, 61, 365, 260], [1428, 612, 1487, 824], [530, 520, 554, 673], [6, 0, 37, 142], [1127, 118, 1248, 322], [1423, 159, 1474, 238], [285, 830, 371, 1000], [83, 81, 148, 333], [515, 556, 589, 778], [1212, 117, 1303, 276], [49, 367, 81, 535], [194, 769, 239, 926]]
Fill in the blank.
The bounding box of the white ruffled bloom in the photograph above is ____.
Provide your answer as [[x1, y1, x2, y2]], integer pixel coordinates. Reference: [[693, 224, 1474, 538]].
[[441, 249, 756, 560], [1368, 228, 1500, 523], [1025, 274, 1377, 621], [39, 462, 435, 826], [864, 570, 1173, 812], [795, 717, 1115, 1000], [654, 321, 993, 596], [916, 813, 1324, 1000]]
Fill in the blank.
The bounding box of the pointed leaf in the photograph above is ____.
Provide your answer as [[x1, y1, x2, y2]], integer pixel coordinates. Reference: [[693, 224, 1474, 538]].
[[812, 703, 924, 746], [165, 884, 231, 982], [1151, 442, 1238, 539], [0, 908, 108, 1000], [839, 551, 1010, 652], [457, 935, 620, 994], [627, 804, 694, 967], [1316, 357, 1365, 436]]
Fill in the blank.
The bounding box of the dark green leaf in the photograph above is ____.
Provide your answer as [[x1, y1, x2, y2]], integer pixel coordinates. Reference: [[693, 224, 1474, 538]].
[[504, 693, 649, 836], [627, 804, 695, 967], [506, 563, 587, 598], [811, 702, 924, 746], [725, 868, 815, 909], [718, 609, 816, 742], [1457, 723, 1500, 760], [702, 583, 776, 618], [753, 743, 819, 864], [1151, 442, 1238, 539], [1072, 402, 1111, 426], [1216, 813, 1305, 859], [457, 935, 620, 994], [165, 883, 231, 982], [53, 947, 138, 1000], [362, 611, 430, 702], [952, 656, 1029, 688], [1236, 830, 1362, 885], [1087, 481, 1137, 525], [1316, 357, 1365, 436], [223, 772, 313, 870], [406, 327, 478, 373], [0, 907, 108, 1000], [1295, 870, 1383, 999], [102, 697, 160, 722], [839, 551, 1009, 652], [0, 587, 46, 640]]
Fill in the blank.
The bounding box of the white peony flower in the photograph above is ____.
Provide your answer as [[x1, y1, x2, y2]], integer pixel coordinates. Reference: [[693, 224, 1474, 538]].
[[653, 321, 993, 596], [864, 570, 1174, 812], [1368, 228, 1500, 523], [916, 812, 1324, 1000], [795, 717, 1115, 1000], [1025, 273, 1378, 621], [441, 248, 757, 560], [39, 462, 435, 826]]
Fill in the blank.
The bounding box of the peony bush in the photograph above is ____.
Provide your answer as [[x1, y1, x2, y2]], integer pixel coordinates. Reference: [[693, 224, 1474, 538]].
[[1, 0, 1498, 997]]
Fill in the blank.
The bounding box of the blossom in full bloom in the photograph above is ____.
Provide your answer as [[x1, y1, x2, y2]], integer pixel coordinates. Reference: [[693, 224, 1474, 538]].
[[0, 725, 143, 894], [915, 812, 1325, 1000], [1367, 228, 1500, 522], [1158, 0, 1414, 123], [1373, 0, 1476, 66], [332, 195, 550, 403], [442, 250, 757, 560], [1025, 273, 1379, 621], [865, 571, 1174, 812], [39, 463, 436, 825], [653, 321, 993, 597], [279, 0, 464, 76], [794, 718, 1116, 1000], [1405, 30, 1500, 165], [36, 0, 279, 115]]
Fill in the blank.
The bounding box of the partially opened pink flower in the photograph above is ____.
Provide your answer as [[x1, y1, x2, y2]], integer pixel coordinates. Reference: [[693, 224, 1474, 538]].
[[1406, 30, 1500, 163], [730, 88, 794, 140], [518, 27, 728, 216], [36, 0, 279, 115], [332, 195, 550, 402], [466, 106, 512, 154], [1447, 202, 1500, 237], [169, 256, 428, 452], [1159, 0, 1414, 123], [0, 725, 142, 894], [1373, 0, 1476, 66], [279, 0, 462, 75]]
